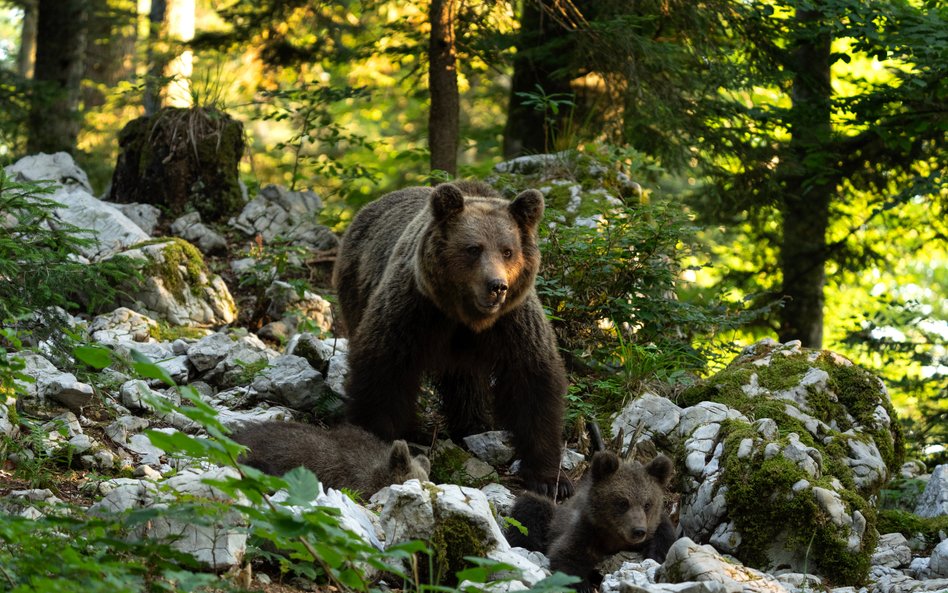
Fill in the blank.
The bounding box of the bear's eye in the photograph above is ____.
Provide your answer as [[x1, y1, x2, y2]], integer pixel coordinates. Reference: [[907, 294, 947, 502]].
[[502, 248, 513, 259], [614, 499, 630, 512], [643, 502, 652, 512], [466, 245, 483, 257]]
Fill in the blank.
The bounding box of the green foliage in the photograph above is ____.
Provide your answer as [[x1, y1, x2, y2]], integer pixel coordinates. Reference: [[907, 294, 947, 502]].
[[515, 85, 576, 154], [0, 171, 138, 320], [0, 69, 28, 163], [877, 509, 948, 552], [0, 512, 219, 593], [257, 82, 380, 199], [879, 476, 928, 513], [537, 198, 765, 401], [841, 296, 947, 464]]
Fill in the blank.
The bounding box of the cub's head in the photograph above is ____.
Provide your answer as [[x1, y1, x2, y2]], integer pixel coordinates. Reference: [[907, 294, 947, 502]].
[[387, 440, 431, 483], [419, 182, 545, 332], [586, 451, 674, 550]]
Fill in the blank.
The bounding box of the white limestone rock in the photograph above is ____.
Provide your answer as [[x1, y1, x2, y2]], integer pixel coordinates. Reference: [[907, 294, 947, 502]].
[[90, 467, 248, 569], [660, 537, 788, 593], [915, 465, 948, 518], [113, 239, 237, 327]]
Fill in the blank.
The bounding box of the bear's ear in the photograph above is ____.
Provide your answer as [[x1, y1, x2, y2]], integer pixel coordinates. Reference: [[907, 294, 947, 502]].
[[509, 189, 545, 230], [590, 451, 620, 482], [389, 440, 413, 472], [645, 454, 674, 486], [415, 454, 432, 475], [431, 183, 465, 222]]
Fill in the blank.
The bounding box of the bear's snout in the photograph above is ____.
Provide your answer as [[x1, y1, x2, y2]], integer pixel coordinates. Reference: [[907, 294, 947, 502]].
[[488, 278, 508, 299]]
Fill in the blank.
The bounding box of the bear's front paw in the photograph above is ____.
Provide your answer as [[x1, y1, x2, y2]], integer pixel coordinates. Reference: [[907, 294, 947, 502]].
[[520, 470, 573, 499]]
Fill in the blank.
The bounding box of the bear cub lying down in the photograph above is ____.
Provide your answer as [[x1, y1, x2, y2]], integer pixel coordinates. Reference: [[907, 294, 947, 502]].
[[506, 452, 676, 593], [231, 421, 431, 498]]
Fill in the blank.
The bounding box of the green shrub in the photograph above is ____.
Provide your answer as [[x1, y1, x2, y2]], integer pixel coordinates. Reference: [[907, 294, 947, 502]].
[[537, 199, 765, 412], [0, 170, 137, 321]]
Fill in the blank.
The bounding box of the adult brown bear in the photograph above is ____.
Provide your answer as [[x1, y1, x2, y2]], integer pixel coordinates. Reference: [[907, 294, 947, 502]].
[[333, 181, 571, 497]]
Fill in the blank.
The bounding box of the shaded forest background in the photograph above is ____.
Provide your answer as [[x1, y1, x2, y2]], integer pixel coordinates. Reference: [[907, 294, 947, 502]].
[[0, 0, 945, 459]]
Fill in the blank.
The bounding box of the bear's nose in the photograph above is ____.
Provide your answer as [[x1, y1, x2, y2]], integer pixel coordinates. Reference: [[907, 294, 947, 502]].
[[631, 528, 646, 539], [488, 279, 508, 297]]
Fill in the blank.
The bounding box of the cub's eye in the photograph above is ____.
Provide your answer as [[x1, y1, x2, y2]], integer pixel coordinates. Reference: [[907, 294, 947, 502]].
[[466, 245, 483, 257], [643, 502, 652, 512], [502, 248, 513, 259], [614, 499, 630, 512]]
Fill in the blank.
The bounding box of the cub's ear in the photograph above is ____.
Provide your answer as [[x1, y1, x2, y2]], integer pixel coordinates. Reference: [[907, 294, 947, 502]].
[[590, 451, 620, 482], [431, 183, 465, 222], [509, 189, 544, 230], [645, 454, 674, 487], [415, 454, 432, 475], [389, 440, 413, 472]]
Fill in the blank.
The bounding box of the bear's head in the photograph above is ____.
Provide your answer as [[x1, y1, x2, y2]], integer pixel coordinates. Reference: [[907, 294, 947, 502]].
[[380, 439, 431, 485], [419, 182, 545, 332], [586, 451, 673, 552]]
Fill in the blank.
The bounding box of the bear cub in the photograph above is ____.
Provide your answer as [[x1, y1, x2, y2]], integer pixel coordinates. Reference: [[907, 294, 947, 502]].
[[231, 421, 431, 498], [506, 451, 676, 592], [333, 180, 571, 497]]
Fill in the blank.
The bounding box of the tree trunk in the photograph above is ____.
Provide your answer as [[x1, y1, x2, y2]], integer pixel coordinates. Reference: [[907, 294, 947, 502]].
[[83, 0, 137, 108], [27, 0, 88, 155], [144, 0, 168, 115], [428, 0, 459, 176], [503, 0, 576, 158], [17, 0, 37, 78], [778, 6, 833, 348]]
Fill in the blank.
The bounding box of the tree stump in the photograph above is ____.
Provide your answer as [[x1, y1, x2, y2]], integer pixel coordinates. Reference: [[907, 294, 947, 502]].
[[109, 106, 245, 222]]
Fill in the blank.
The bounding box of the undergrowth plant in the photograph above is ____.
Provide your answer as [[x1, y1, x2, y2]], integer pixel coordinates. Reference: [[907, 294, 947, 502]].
[[511, 149, 771, 424], [257, 82, 380, 199], [22, 345, 573, 593], [0, 170, 137, 321]]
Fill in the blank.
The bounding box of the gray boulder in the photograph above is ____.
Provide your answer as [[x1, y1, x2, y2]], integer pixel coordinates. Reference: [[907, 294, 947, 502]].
[[229, 184, 338, 250], [249, 354, 334, 414], [15, 353, 95, 413], [111, 203, 162, 235], [915, 464, 948, 518], [170, 212, 228, 255], [660, 537, 788, 593]]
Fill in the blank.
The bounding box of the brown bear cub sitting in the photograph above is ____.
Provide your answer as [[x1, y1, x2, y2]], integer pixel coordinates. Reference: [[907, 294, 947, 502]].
[[506, 452, 676, 593], [333, 180, 571, 498], [231, 421, 430, 498]]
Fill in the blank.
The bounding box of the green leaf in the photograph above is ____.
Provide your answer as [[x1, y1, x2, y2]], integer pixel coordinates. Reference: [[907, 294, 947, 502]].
[[130, 349, 176, 386], [284, 467, 322, 505], [145, 429, 208, 458], [73, 345, 113, 369]]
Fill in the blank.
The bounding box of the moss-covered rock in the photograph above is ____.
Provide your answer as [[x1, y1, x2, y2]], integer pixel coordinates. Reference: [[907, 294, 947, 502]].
[[109, 107, 245, 222], [613, 338, 904, 586], [375, 480, 507, 586], [490, 149, 642, 225], [114, 238, 237, 327]]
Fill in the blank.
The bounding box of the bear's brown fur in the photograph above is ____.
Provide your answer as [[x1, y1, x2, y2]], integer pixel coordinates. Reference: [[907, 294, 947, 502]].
[[332, 181, 570, 497], [231, 421, 431, 497], [506, 452, 676, 592]]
